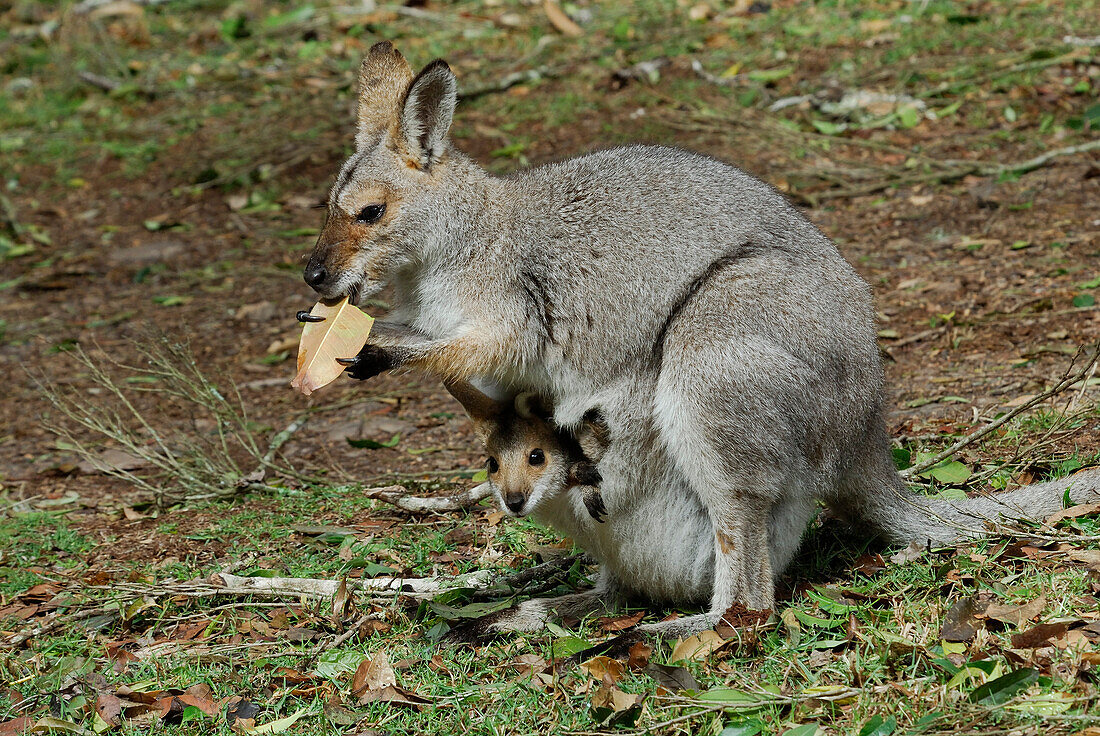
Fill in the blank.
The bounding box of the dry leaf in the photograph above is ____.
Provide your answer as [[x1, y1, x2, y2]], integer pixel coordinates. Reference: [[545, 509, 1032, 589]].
[[351, 651, 397, 697], [591, 679, 641, 713], [669, 630, 726, 662], [291, 297, 374, 396], [580, 656, 626, 684], [543, 0, 582, 36], [984, 596, 1045, 628], [1045, 502, 1100, 526]]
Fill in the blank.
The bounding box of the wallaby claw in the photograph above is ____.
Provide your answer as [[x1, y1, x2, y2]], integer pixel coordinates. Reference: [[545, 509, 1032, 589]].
[[296, 311, 326, 323]]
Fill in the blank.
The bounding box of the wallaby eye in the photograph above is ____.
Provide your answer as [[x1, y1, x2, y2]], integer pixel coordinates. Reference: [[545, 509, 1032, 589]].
[[487, 457, 499, 474], [528, 449, 545, 466], [355, 203, 385, 224]]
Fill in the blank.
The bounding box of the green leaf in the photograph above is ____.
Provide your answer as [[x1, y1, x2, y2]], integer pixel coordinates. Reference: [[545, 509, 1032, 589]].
[[428, 599, 513, 620], [811, 120, 846, 135], [720, 719, 766, 736], [920, 460, 971, 485], [1073, 294, 1095, 308], [550, 635, 592, 658], [858, 715, 897, 736], [783, 725, 823, 736], [240, 708, 311, 734], [892, 447, 912, 470], [346, 433, 402, 449], [897, 105, 921, 129], [152, 295, 189, 306], [181, 706, 208, 724], [1079, 277, 1100, 289], [471, 469, 488, 482], [312, 650, 363, 680], [747, 66, 794, 83], [969, 667, 1038, 705], [1010, 240, 1031, 250], [1005, 692, 1073, 715]]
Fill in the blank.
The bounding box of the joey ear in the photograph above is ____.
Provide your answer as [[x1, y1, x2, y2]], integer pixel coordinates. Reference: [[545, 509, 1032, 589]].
[[398, 59, 458, 169], [443, 378, 506, 424], [514, 392, 553, 421], [356, 41, 414, 149]]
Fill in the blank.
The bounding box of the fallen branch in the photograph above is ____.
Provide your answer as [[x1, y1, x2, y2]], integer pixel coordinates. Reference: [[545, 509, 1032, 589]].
[[364, 483, 492, 513], [77, 71, 121, 93], [210, 570, 493, 598], [901, 342, 1100, 479]]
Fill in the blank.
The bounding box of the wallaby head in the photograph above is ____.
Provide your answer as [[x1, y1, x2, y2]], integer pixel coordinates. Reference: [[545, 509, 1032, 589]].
[[444, 380, 571, 518], [304, 41, 461, 301]]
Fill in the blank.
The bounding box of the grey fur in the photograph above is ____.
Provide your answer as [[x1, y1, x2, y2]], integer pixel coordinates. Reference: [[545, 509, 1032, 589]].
[[307, 45, 1100, 636]]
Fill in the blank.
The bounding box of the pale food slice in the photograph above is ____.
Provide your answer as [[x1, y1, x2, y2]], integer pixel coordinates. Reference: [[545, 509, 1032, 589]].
[[290, 297, 374, 396]]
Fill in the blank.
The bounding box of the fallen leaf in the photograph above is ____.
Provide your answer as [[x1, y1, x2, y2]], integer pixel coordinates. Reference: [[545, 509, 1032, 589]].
[[1011, 622, 1069, 649], [643, 662, 699, 694], [984, 597, 1045, 628], [351, 651, 396, 697], [890, 541, 925, 564], [291, 298, 374, 396], [0, 718, 33, 736], [599, 610, 644, 632], [1046, 502, 1100, 526], [941, 597, 982, 642], [226, 700, 260, 727], [627, 642, 652, 670], [542, 0, 582, 36], [580, 656, 626, 684], [238, 708, 310, 735], [95, 693, 123, 726], [670, 630, 727, 662]]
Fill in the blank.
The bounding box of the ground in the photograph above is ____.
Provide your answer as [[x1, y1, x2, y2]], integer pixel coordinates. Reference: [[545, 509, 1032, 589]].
[[1, 1, 1100, 734]]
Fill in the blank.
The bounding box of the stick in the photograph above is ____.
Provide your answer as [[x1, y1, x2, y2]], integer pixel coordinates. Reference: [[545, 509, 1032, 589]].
[[901, 343, 1100, 479], [77, 71, 122, 92], [209, 570, 494, 599], [364, 483, 492, 513]]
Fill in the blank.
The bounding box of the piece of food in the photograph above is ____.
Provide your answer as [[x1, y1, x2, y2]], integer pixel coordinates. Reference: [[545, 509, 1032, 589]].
[[290, 297, 374, 396]]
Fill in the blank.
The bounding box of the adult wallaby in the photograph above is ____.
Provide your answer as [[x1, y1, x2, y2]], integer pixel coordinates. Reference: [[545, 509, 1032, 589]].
[[305, 41, 1100, 636]]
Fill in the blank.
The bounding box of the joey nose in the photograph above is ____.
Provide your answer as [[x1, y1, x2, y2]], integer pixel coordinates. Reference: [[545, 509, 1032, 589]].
[[304, 265, 328, 289], [504, 493, 526, 514]]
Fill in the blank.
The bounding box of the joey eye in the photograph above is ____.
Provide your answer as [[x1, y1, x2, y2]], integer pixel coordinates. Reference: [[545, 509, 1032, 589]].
[[487, 457, 499, 474], [355, 204, 385, 224], [528, 449, 545, 466]]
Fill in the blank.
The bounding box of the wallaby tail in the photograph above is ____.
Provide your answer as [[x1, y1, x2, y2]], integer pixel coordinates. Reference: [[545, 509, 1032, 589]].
[[859, 465, 1100, 547]]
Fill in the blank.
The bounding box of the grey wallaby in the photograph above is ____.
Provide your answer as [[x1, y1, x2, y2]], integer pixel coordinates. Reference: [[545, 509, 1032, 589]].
[[443, 379, 609, 523], [305, 41, 1100, 636]]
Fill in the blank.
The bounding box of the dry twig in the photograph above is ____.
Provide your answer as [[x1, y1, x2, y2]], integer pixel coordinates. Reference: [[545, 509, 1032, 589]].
[[901, 342, 1100, 479]]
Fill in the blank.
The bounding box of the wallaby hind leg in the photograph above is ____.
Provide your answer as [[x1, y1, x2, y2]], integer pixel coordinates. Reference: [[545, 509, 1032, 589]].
[[653, 328, 829, 629]]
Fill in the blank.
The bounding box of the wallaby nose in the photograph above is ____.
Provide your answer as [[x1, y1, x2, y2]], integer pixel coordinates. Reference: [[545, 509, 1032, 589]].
[[504, 493, 526, 514], [304, 265, 328, 289]]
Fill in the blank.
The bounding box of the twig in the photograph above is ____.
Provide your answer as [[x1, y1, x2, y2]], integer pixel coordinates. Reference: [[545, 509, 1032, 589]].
[[363, 483, 492, 513], [77, 71, 122, 93], [901, 342, 1100, 479], [1064, 35, 1100, 47], [209, 570, 494, 599]]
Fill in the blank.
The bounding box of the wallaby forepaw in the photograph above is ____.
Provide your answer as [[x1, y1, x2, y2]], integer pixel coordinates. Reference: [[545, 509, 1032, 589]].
[[338, 343, 396, 380]]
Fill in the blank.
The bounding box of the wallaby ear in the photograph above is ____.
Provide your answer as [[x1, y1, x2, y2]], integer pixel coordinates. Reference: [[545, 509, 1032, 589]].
[[398, 59, 458, 169], [444, 378, 506, 424], [514, 392, 553, 421], [356, 41, 414, 149]]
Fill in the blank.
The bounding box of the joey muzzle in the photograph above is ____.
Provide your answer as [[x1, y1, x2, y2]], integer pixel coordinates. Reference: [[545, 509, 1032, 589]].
[[503, 492, 526, 514]]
